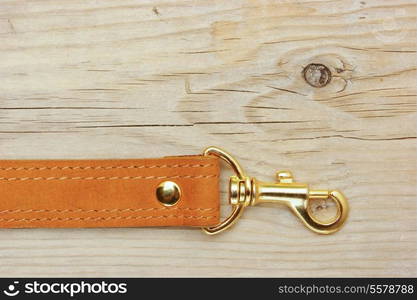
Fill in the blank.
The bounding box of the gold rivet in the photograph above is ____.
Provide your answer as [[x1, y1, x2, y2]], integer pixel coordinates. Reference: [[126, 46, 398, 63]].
[[156, 181, 181, 206]]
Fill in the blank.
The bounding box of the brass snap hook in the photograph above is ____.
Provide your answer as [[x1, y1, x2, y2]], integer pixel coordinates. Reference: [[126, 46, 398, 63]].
[[202, 146, 349, 235]]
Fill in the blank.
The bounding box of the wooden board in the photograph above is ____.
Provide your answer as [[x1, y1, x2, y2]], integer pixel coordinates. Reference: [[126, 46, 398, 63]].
[[0, 0, 415, 277]]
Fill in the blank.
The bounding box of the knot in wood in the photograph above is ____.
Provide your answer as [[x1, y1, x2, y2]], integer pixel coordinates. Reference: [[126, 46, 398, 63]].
[[303, 63, 332, 88]]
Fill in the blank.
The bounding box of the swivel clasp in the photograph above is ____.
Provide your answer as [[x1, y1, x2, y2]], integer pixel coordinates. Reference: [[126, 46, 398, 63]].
[[202, 147, 349, 235]]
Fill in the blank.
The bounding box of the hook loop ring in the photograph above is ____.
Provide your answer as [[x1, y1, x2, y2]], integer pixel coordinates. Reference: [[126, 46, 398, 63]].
[[202, 147, 246, 235]]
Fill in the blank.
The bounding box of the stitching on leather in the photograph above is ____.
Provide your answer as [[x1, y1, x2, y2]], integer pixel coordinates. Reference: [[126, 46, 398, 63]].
[[0, 174, 217, 181], [0, 207, 215, 214], [0, 215, 216, 222], [0, 163, 213, 171]]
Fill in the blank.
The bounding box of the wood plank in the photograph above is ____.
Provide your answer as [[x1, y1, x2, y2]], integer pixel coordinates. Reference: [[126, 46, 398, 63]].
[[0, 0, 415, 277]]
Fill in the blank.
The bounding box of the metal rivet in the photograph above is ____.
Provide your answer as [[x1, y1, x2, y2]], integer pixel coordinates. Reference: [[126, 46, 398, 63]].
[[156, 181, 181, 206]]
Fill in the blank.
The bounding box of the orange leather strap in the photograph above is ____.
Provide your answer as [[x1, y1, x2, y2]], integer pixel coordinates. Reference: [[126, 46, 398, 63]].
[[0, 155, 220, 228]]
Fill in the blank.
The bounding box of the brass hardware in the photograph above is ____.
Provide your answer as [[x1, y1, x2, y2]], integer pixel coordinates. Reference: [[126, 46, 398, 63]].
[[202, 146, 349, 235], [156, 181, 181, 206]]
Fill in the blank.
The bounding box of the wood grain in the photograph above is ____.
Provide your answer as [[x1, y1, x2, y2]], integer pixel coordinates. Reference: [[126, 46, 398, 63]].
[[0, 0, 415, 277]]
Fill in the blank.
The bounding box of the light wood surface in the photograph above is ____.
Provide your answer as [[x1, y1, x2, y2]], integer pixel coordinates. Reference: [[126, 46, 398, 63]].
[[0, 0, 416, 277]]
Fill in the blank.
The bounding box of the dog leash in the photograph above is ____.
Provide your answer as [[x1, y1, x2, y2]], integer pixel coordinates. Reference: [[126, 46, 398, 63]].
[[0, 146, 348, 235]]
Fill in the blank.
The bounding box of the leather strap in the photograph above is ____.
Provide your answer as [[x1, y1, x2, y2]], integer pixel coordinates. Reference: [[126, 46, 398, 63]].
[[0, 155, 220, 228]]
